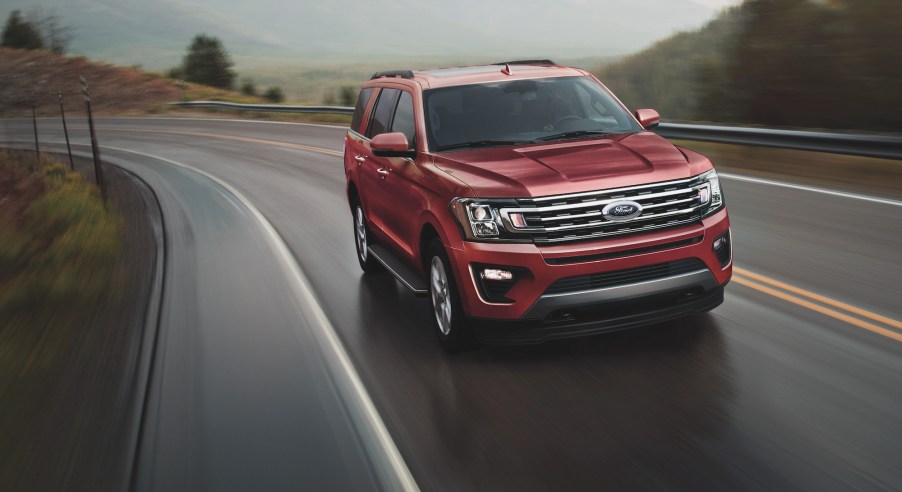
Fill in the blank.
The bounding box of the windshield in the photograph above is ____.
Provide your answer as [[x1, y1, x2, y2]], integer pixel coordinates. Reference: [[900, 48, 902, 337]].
[[423, 76, 642, 152]]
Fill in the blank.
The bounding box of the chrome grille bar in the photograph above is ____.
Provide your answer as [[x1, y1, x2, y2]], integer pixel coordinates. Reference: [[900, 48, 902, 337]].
[[498, 176, 708, 244]]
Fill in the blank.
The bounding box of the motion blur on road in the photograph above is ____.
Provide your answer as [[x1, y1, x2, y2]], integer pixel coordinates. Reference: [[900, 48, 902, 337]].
[[2, 116, 900, 491], [1, 0, 901, 491]]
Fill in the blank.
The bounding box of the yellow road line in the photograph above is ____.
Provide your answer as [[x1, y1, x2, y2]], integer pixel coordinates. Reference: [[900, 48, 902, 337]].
[[97, 127, 344, 157], [734, 267, 902, 330], [733, 275, 902, 343]]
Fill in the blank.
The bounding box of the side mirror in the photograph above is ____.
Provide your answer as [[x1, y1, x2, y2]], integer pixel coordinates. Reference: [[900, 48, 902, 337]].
[[371, 132, 416, 158], [634, 108, 660, 129]]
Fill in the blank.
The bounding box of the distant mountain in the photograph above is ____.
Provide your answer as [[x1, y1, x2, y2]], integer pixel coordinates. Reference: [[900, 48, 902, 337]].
[[1, 0, 738, 69]]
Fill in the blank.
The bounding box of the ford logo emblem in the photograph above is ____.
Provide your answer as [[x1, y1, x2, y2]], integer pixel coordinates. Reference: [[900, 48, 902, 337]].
[[602, 200, 643, 221]]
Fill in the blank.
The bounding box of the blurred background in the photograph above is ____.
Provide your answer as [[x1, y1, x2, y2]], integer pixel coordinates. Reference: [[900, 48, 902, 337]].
[[2, 1, 901, 491], [0, 0, 897, 133]]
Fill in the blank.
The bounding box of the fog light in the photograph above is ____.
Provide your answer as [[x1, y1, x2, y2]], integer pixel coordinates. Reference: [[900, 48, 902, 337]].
[[473, 263, 525, 303], [482, 268, 514, 281], [713, 236, 725, 250], [712, 228, 732, 268]]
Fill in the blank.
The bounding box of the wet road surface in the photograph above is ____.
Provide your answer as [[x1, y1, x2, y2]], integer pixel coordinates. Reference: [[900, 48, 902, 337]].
[[3, 117, 901, 491]]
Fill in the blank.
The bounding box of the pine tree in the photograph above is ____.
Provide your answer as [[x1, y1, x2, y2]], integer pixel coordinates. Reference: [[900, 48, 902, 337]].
[[1, 10, 44, 50], [181, 34, 236, 89]]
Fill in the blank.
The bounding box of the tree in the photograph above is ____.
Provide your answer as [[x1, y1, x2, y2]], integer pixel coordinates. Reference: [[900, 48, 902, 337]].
[[1, 10, 44, 50], [702, 0, 902, 131], [263, 86, 284, 103], [339, 86, 357, 106], [240, 78, 257, 96], [27, 8, 73, 54], [181, 34, 236, 89]]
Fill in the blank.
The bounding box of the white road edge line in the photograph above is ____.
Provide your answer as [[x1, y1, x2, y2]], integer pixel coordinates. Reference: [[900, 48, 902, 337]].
[[719, 172, 902, 207], [97, 145, 420, 492]]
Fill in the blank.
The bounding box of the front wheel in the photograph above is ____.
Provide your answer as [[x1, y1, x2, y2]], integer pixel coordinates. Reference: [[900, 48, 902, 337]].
[[426, 240, 473, 352], [353, 204, 381, 273]]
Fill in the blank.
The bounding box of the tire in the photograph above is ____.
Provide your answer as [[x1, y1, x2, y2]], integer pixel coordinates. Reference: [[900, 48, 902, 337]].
[[425, 240, 474, 352], [353, 203, 381, 273]]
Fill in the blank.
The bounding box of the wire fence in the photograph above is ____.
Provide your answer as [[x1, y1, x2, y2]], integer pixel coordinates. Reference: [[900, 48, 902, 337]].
[[14, 76, 107, 200]]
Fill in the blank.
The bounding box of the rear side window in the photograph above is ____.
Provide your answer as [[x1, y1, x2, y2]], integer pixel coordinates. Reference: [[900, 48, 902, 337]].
[[350, 88, 374, 133], [390, 91, 415, 147], [367, 88, 401, 138]]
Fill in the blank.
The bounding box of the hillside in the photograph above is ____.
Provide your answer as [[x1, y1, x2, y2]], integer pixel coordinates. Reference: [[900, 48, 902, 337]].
[[594, 0, 902, 133], [0, 47, 271, 118], [593, 5, 746, 122], [0, 47, 180, 117]]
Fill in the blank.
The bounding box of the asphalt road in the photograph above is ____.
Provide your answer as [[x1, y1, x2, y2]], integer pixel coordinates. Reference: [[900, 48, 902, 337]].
[[3, 117, 901, 491]]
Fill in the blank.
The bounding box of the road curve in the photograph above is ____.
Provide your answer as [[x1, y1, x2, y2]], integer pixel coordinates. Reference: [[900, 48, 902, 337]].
[[2, 117, 901, 491]]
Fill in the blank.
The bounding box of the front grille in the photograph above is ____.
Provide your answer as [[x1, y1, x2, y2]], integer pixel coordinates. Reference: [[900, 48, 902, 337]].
[[545, 258, 707, 295], [500, 176, 708, 244]]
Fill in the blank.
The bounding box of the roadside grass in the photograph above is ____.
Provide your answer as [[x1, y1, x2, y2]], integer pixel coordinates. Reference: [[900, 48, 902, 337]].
[[673, 140, 902, 199], [0, 151, 122, 400]]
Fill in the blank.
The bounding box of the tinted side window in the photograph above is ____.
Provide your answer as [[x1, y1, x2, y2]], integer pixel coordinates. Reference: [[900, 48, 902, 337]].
[[390, 91, 415, 147], [350, 87, 374, 133], [367, 88, 401, 138]]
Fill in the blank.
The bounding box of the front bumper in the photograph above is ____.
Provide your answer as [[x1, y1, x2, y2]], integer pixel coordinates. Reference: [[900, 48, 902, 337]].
[[446, 208, 731, 324], [469, 285, 725, 345]]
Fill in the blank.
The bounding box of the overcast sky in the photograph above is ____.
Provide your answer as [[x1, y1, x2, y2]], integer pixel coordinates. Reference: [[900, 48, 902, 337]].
[[2, 0, 748, 67]]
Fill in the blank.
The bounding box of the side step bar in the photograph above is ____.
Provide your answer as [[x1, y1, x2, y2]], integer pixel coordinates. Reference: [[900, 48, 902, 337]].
[[368, 244, 429, 296]]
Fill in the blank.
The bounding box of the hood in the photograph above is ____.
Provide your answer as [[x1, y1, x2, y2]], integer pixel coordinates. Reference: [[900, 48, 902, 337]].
[[431, 132, 711, 198]]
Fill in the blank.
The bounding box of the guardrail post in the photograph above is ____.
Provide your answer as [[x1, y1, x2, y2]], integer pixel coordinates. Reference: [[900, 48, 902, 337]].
[[59, 89, 75, 171], [31, 96, 40, 167], [81, 76, 106, 202]]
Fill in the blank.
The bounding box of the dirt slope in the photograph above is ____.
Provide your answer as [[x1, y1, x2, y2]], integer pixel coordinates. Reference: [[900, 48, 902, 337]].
[[0, 47, 187, 117]]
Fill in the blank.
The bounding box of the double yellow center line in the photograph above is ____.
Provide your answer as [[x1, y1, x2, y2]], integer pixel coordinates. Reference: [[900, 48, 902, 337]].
[[733, 267, 902, 343]]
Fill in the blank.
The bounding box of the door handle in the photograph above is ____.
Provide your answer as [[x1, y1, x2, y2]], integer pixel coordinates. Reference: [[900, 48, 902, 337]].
[[354, 155, 367, 165], [377, 167, 391, 178]]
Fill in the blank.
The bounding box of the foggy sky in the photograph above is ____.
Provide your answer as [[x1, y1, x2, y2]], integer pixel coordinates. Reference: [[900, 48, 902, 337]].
[[2, 0, 745, 67]]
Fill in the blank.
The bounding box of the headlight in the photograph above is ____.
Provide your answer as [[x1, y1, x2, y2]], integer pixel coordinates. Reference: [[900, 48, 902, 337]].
[[700, 170, 724, 217], [449, 198, 526, 242]]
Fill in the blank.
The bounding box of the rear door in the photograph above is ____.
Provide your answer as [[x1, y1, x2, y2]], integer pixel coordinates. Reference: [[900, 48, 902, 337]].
[[346, 87, 375, 192], [359, 88, 401, 237]]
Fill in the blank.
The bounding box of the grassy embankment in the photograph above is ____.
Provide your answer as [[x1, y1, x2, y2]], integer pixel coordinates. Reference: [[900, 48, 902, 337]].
[[0, 47, 351, 125], [674, 141, 902, 200], [0, 150, 121, 432]]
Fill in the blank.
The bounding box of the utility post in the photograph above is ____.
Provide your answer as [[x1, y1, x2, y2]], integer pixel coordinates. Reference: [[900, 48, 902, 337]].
[[59, 90, 75, 171], [80, 76, 106, 202]]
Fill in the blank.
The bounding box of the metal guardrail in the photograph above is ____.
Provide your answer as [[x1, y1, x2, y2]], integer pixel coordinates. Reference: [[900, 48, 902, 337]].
[[170, 101, 355, 115], [654, 123, 902, 161], [169, 101, 902, 160]]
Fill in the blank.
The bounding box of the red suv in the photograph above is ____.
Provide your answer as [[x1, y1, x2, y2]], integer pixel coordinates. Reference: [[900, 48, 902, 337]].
[[344, 60, 731, 351]]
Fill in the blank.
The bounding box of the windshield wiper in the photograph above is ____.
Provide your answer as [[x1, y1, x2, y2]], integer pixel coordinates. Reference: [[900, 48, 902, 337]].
[[436, 140, 528, 151], [533, 130, 616, 142]]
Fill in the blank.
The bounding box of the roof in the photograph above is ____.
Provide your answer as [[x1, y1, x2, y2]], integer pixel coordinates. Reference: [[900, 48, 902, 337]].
[[367, 63, 589, 90]]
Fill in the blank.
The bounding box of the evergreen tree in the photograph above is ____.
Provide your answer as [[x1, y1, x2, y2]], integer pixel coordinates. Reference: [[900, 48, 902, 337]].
[[1, 10, 44, 50], [181, 34, 236, 89]]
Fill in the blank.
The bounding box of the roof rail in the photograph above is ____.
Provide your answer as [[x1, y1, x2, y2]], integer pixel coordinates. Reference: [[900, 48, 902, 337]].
[[494, 59, 557, 66], [370, 70, 415, 80]]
